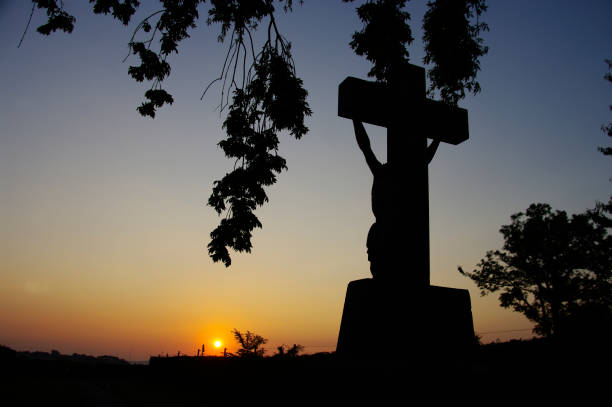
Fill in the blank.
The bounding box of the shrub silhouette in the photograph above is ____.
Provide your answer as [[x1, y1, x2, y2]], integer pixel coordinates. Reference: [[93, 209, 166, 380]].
[[232, 328, 267, 358], [274, 344, 304, 358]]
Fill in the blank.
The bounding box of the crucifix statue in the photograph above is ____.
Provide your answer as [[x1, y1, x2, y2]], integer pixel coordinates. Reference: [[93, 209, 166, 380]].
[[338, 63, 468, 288]]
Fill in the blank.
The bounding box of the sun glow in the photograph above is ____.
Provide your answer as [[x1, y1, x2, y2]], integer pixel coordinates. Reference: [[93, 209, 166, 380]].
[[214, 340, 222, 348]]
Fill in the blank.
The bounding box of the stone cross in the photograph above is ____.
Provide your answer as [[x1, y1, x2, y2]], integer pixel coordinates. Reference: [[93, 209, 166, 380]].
[[338, 63, 469, 287]]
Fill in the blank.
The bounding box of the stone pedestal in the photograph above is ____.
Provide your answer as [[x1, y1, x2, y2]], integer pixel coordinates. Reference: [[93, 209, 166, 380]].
[[336, 279, 475, 359]]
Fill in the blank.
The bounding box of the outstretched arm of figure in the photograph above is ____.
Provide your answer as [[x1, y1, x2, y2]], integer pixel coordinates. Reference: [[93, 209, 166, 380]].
[[353, 120, 382, 173], [426, 139, 440, 164]]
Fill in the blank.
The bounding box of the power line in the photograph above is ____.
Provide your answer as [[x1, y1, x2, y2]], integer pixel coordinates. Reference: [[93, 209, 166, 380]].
[[477, 328, 533, 334], [303, 345, 335, 348]]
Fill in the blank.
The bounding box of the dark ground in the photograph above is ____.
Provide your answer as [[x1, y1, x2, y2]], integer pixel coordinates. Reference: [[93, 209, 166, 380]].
[[1, 339, 609, 406]]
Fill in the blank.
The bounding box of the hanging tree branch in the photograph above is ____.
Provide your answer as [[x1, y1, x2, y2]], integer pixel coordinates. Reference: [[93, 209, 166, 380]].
[[24, 0, 309, 268], [206, 1, 311, 266], [23, 0, 488, 268]]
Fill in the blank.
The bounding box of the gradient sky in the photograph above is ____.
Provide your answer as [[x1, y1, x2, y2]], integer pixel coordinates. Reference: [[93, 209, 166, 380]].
[[1, 0, 611, 360]]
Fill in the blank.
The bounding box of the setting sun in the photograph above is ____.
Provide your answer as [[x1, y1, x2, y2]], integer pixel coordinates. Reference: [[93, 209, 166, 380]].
[[214, 340, 222, 348]]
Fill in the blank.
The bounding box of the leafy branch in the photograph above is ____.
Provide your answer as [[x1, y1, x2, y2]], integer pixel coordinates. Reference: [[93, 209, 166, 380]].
[[25, 0, 309, 267], [206, 3, 310, 266], [347, 0, 414, 83], [24, 0, 489, 268], [423, 0, 489, 105]]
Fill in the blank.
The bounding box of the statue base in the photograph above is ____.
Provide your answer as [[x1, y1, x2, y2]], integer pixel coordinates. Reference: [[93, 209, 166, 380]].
[[336, 278, 475, 359]]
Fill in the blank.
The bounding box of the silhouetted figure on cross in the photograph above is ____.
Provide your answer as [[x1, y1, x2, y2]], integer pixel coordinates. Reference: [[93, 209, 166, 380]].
[[339, 65, 468, 286], [352, 120, 440, 280]]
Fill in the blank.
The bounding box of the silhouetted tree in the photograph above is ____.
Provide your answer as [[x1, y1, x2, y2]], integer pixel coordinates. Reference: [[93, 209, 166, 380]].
[[24, 0, 488, 266], [459, 201, 612, 339], [599, 59, 612, 156], [232, 328, 267, 357]]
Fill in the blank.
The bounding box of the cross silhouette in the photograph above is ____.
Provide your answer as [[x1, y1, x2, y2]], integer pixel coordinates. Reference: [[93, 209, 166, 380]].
[[338, 64, 469, 287]]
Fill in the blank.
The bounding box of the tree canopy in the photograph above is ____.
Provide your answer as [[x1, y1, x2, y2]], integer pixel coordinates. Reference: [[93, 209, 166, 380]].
[[459, 201, 612, 339], [25, 0, 488, 266]]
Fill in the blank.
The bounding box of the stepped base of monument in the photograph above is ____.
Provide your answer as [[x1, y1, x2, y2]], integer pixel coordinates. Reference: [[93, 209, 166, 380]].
[[336, 278, 475, 359]]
